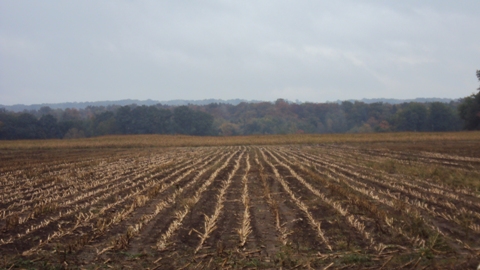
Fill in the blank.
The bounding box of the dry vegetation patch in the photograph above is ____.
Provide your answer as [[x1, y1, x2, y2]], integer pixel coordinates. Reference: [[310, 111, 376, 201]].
[[1, 133, 480, 269]]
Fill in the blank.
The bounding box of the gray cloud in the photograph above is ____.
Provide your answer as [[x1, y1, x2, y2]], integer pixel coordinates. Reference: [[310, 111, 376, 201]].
[[1, 0, 479, 105]]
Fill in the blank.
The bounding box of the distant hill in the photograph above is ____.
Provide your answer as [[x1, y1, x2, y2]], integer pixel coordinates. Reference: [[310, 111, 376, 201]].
[[0, 99, 260, 112], [159, 99, 262, 106], [0, 99, 159, 112], [328, 98, 456, 104], [355, 98, 456, 104], [1, 97, 456, 112]]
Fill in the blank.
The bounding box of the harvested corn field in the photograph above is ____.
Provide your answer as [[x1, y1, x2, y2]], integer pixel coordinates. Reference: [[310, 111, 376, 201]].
[[1, 138, 480, 269]]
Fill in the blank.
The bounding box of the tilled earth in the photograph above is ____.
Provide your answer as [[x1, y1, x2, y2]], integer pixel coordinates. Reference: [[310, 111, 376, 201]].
[[1, 144, 480, 269]]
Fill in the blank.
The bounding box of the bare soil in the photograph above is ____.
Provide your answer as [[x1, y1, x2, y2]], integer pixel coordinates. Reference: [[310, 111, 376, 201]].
[[1, 142, 479, 269]]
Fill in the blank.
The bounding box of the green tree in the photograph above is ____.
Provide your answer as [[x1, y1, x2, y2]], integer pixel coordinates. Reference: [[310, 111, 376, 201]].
[[116, 106, 134, 134], [428, 102, 460, 131], [93, 111, 117, 136], [458, 70, 480, 130], [38, 114, 61, 138], [173, 106, 196, 135], [393, 103, 428, 131], [173, 106, 214, 135], [150, 108, 173, 134], [0, 112, 44, 139]]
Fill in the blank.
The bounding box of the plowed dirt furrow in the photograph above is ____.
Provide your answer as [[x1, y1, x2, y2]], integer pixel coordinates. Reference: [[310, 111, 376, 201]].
[[153, 149, 240, 254], [1, 151, 210, 254], [0, 152, 196, 238], [260, 148, 333, 252], [97, 149, 236, 267], [0, 149, 194, 206], [0, 152, 166, 206], [0, 150, 140, 191], [266, 149, 388, 252], [0, 153, 174, 219], [323, 144, 480, 171], [293, 148, 480, 224], [47, 153, 217, 251], [308, 146, 480, 202], [2, 142, 479, 269], [84, 150, 226, 262], [0, 149, 121, 175], [25, 152, 216, 254], [283, 148, 476, 252], [193, 150, 245, 253], [277, 148, 472, 253], [302, 145, 472, 194], [246, 150, 284, 259]]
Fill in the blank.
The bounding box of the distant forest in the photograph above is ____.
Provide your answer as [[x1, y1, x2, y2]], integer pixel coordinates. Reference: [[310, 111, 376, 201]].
[[0, 99, 470, 140]]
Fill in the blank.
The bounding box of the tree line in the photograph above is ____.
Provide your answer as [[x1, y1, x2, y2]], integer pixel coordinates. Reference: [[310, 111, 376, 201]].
[[208, 100, 463, 135], [0, 99, 473, 140], [0, 105, 214, 139], [1, 71, 479, 139], [457, 70, 480, 130]]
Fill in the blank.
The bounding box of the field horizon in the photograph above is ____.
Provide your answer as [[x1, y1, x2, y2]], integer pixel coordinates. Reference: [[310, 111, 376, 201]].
[[1, 131, 480, 151]]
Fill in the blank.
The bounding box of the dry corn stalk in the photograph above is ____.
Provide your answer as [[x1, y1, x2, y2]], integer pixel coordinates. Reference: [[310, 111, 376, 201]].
[[237, 154, 252, 247], [156, 150, 240, 250], [260, 149, 332, 251], [194, 150, 244, 253]]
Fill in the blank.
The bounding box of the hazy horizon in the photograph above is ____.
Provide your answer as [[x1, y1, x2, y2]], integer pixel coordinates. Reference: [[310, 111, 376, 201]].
[[1, 1, 479, 105], [0, 97, 462, 108]]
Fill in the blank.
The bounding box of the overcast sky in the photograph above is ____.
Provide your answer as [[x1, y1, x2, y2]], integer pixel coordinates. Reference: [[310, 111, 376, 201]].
[[1, 1, 479, 105]]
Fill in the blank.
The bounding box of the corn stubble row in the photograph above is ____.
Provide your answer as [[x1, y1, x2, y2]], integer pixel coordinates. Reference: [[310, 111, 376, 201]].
[[286, 147, 480, 239], [1, 144, 479, 265]]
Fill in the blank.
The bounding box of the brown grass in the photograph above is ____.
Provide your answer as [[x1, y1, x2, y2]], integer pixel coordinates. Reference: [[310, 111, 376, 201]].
[[1, 131, 479, 149]]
